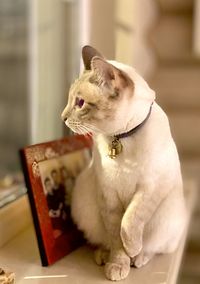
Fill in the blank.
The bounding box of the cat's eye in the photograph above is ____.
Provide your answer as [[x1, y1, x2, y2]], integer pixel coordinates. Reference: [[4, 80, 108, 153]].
[[75, 97, 85, 108]]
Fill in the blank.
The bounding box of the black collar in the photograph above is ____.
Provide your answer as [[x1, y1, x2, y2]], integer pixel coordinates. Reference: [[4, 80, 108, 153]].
[[114, 102, 153, 140]]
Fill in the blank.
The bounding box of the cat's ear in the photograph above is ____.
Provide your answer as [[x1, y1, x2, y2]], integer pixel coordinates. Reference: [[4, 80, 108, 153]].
[[91, 57, 133, 92], [82, 46, 104, 70]]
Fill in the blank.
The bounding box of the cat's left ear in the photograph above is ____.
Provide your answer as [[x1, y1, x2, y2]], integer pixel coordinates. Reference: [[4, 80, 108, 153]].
[[91, 57, 134, 92], [82, 45, 104, 70]]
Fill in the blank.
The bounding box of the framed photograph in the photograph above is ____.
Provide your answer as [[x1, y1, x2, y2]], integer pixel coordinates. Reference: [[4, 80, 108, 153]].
[[20, 135, 92, 266]]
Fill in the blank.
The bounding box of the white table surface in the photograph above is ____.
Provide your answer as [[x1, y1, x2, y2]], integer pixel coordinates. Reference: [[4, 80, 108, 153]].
[[0, 179, 197, 284], [0, 220, 187, 284]]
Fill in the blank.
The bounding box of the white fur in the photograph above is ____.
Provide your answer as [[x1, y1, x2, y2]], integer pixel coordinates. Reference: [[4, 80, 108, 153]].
[[66, 62, 187, 281]]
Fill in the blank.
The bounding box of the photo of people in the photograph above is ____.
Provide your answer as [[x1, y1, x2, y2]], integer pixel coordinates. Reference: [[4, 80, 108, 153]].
[[39, 149, 90, 239]]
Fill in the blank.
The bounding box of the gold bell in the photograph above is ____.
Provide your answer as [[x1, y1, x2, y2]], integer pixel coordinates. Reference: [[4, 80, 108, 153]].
[[108, 138, 123, 159], [108, 147, 117, 159]]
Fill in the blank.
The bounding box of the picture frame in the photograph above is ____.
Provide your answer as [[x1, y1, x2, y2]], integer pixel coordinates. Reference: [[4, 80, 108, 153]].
[[20, 135, 92, 266]]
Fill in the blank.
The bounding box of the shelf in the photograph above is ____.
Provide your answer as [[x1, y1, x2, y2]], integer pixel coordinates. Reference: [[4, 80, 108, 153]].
[[0, 178, 197, 284]]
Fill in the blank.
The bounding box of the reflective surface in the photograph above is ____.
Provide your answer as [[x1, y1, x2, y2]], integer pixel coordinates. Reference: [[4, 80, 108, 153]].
[[0, 0, 28, 207], [0, 0, 80, 207], [0, 0, 28, 175], [0, 172, 26, 208]]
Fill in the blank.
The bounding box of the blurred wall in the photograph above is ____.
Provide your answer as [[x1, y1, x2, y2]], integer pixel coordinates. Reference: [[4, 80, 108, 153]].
[[29, 0, 79, 143], [84, 0, 158, 78], [115, 0, 158, 77], [194, 0, 200, 56], [150, 0, 200, 158], [0, 0, 28, 174], [86, 0, 116, 59]]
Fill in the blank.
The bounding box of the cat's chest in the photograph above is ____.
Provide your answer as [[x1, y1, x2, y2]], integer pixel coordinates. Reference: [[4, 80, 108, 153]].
[[96, 156, 138, 209], [93, 137, 140, 206], [94, 134, 140, 173], [95, 153, 138, 187]]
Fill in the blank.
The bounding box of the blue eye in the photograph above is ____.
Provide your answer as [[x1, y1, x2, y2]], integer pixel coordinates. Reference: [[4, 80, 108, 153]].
[[76, 98, 85, 108]]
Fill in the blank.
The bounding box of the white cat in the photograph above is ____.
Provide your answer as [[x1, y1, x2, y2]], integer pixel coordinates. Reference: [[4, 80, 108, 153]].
[[61, 46, 187, 281]]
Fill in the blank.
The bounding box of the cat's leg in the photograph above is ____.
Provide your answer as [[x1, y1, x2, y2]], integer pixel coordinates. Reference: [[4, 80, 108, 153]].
[[131, 250, 154, 268], [99, 204, 131, 281], [94, 247, 109, 266], [71, 165, 108, 247], [141, 186, 187, 257], [120, 183, 169, 258], [105, 246, 130, 281], [72, 167, 130, 280]]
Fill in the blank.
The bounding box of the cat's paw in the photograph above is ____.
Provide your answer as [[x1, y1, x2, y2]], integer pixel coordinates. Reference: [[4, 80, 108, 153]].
[[94, 248, 109, 266], [120, 225, 143, 258], [131, 251, 153, 268], [105, 262, 130, 281]]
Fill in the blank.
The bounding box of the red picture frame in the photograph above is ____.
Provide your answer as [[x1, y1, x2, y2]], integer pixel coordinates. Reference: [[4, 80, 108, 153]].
[[20, 135, 92, 266]]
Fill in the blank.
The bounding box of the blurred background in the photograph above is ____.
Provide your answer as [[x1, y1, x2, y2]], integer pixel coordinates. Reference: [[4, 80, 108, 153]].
[[0, 0, 199, 282]]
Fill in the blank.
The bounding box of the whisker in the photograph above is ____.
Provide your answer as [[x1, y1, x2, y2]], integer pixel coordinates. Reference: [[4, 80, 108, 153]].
[[82, 126, 96, 136], [79, 125, 93, 136], [81, 125, 92, 133], [84, 123, 105, 134], [83, 123, 98, 132], [75, 125, 89, 136], [69, 120, 104, 136]]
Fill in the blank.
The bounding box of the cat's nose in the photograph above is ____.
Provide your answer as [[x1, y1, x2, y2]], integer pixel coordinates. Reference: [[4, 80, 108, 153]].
[[61, 109, 68, 122]]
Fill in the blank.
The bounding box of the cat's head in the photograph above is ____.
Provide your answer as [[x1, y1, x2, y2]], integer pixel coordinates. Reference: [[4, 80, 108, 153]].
[[61, 46, 154, 136]]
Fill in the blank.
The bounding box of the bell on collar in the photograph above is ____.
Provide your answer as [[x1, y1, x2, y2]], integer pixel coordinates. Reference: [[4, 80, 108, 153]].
[[108, 138, 123, 159], [108, 147, 117, 159]]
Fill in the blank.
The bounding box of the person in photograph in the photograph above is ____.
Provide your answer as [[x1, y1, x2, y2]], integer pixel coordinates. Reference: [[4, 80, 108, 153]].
[[60, 166, 75, 207], [44, 175, 66, 238], [44, 177, 53, 196], [51, 169, 65, 204], [50, 169, 69, 221], [44, 176, 61, 218]]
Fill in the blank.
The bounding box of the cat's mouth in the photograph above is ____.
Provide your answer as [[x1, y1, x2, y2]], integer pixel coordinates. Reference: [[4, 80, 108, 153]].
[[65, 119, 92, 135], [64, 119, 102, 136]]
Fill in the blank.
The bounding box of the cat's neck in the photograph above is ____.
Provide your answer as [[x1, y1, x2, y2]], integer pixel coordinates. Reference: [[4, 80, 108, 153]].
[[101, 100, 154, 139], [115, 102, 153, 139]]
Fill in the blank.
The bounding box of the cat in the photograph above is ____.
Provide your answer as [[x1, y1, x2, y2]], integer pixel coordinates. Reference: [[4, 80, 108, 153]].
[[61, 46, 187, 281]]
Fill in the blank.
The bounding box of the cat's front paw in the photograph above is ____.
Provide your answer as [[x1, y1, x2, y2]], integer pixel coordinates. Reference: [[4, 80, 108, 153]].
[[131, 250, 153, 268], [94, 247, 109, 266], [105, 262, 130, 281], [120, 225, 143, 258]]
